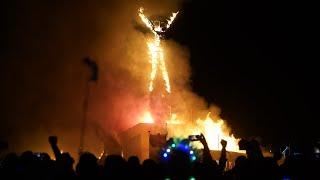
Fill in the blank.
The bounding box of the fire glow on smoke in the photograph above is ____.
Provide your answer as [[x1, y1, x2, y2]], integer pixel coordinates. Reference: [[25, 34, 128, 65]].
[[138, 7, 240, 152]]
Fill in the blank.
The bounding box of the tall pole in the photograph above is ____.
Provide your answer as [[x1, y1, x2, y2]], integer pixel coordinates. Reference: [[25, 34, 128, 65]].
[[79, 80, 90, 155], [79, 57, 98, 156]]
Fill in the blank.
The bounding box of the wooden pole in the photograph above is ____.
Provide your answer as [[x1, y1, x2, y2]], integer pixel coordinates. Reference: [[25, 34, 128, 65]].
[[79, 78, 91, 156]]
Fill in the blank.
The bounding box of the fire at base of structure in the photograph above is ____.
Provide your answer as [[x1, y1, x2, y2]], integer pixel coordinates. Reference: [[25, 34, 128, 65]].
[[138, 7, 178, 94], [136, 7, 241, 156]]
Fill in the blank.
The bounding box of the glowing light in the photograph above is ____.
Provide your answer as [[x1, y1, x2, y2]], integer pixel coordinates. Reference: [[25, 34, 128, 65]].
[[163, 153, 168, 158], [167, 113, 241, 152], [171, 144, 176, 148], [195, 113, 240, 151], [146, 32, 170, 93], [189, 150, 194, 155], [167, 113, 182, 124], [166, 12, 179, 29], [98, 151, 104, 159], [138, 7, 178, 93], [138, 8, 241, 152], [138, 8, 154, 33], [166, 148, 171, 153], [140, 111, 154, 123], [191, 156, 196, 161]]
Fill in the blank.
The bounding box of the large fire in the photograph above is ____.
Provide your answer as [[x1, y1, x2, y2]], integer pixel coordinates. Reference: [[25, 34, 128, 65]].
[[138, 7, 173, 93], [138, 7, 240, 152], [139, 111, 154, 124]]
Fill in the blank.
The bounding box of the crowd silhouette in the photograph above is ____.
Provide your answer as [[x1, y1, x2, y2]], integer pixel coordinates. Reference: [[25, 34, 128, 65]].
[[0, 135, 319, 179]]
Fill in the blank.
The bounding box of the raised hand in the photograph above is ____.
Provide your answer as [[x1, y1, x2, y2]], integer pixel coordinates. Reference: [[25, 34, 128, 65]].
[[49, 136, 62, 160], [199, 133, 208, 147], [49, 136, 57, 146], [221, 139, 227, 149]]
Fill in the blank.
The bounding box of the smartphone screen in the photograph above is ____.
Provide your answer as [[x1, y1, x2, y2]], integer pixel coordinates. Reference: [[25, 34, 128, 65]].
[[189, 135, 199, 141]]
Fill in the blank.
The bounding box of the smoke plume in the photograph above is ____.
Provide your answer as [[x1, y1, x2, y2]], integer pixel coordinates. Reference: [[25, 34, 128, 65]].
[[1, 0, 236, 158]]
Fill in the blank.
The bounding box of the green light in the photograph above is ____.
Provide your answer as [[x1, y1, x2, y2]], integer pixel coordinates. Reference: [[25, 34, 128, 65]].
[[189, 177, 196, 180], [171, 144, 176, 148]]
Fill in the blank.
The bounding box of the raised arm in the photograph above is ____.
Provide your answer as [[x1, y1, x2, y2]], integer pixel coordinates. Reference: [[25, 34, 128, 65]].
[[49, 136, 62, 160], [166, 11, 179, 30], [199, 133, 215, 164], [219, 139, 227, 171], [138, 7, 154, 32]]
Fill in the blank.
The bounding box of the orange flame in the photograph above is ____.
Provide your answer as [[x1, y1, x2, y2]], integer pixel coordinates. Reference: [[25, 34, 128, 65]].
[[194, 113, 240, 151], [138, 8, 240, 152], [140, 111, 154, 124], [167, 113, 241, 152], [166, 12, 179, 29], [138, 8, 154, 33], [138, 7, 174, 93]]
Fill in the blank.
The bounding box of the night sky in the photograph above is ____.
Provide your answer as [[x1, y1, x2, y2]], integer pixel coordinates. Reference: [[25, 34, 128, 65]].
[[170, 0, 318, 146], [0, 0, 318, 153]]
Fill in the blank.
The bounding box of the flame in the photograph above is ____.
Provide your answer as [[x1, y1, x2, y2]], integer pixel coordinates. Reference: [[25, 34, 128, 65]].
[[138, 8, 240, 152], [140, 111, 154, 124], [98, 150, 104, 159], [138, 8, 154, 33], [147, 36, 170, 93], [166, 12, 179, 29], [167, 113, 182, 124], [139, 7, 173, 93], [167, 113, 241, 152], [195, 113, 240, 151]]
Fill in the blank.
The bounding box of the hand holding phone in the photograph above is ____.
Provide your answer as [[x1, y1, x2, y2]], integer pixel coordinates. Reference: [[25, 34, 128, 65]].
[[188, 135, 200, 141]]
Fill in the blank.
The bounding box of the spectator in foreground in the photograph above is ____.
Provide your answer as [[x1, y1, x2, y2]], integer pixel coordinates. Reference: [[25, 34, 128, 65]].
[[1, 135, 319, 179]]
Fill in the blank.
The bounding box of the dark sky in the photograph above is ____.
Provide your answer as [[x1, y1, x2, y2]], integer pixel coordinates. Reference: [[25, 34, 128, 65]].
[[170, 0, 319, 145], [0, 0, 318, 153]]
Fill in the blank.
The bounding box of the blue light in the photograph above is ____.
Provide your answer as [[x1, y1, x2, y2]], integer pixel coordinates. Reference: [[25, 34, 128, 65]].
[[166, 148, 171, 153], [184, 145, 189, 149], [190, 150, 194, 155], [163, 153, 168, 158]]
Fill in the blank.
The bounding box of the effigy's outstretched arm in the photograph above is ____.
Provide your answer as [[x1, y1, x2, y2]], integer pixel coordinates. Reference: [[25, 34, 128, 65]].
[[165, 12, 179, 30], [138, 7, 156, 34]]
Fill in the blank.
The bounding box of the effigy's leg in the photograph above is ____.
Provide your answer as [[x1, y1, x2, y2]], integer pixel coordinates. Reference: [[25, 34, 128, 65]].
[[148, 43, 159, 92], [159, 48, 170, 93]]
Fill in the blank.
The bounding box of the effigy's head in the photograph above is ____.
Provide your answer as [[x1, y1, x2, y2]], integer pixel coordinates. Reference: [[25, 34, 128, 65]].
[[138, 7, 178, 38], [152, 19, 168, 33]]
